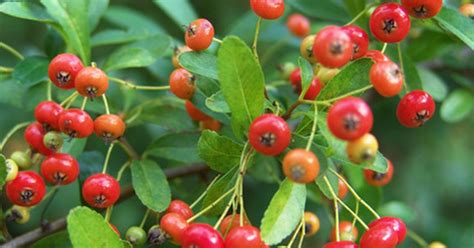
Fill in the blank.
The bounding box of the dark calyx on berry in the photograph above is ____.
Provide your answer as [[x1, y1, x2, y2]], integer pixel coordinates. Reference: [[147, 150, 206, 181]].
[[414, 110, 430, 125], [86, 86, 99, 99], [148, 226, 167, 245], [56, 71, 71, 85], [343, 114, 360, 131], [372, 172, 386, 180], [20, 190, 35, 203], [291, 165, 306, 181], [413, 5, 428, 17], [259, 132, 276, 147], [94, 194, 107, 205], [330, 42, 344, 55], [53, 172, 68, 183], [383, 19, 397, 33]]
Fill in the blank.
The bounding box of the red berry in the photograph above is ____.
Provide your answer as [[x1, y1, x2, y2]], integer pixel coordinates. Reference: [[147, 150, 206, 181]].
[[364, 160, 394, 187], [289, 68, 302, 93], [219, 214, 250, 234], [303, 77, 323, 100], [248, 114, 291, 156], [48, 53, 84, 89], [287, 14, 311, 37], [58, 109, 94, 138], [34, 101, 63, 131], [370, 61, 403, 97], [172, 46, 192, 69], [185, 101, 211, 121], [323, 241, 359, 248], [338, 178, 349, 199], [360, 224, 398, 248], [82, 173, 120, 208], [185, 19, 215, 51], [169, 68, 196, 100], [396, 90, 435, 128], [181, 223, 224, 248], [250, 0, 285, 20], [160, 213, 189, 244], [6, 171, 46, 206], [327, 97, 373, 141], [94, 114, 126, 142], [166, 200, 193, 220], [40, 153, 79, 185], [75, 67, 109, 99], [368, 217, 407, 244], [401, 0, 443, 19], [24, 122, 54, 155], [282, 149, 320, 184], [364, 50, 390, 63], [330, 221, 358, 242], [342, 25, 370, 60], [200, 119, 222, 132], [369, 3, 411, 43], [313, 26, 353, 68], [224, 226, 265, 248]]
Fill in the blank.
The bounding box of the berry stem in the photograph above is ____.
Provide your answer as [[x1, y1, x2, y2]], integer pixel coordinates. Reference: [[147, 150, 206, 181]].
[[305, 104, 318, 151], [213, 194, 237, 230], [0, 122, 31, 152], [116, 161, 131, 181], [252, 17, 262, 59], [46, 81, 52, 101], [323, 177, 340, 241], [187, 188, 234, 223], [59, 92, 79, 107], [117, 138, 140, 160], [39, 185, 60, 224], [102, 94, 110, 115], [0, 42, 24, 60], [102, 142, 116, 174], [407, 229, 429, 247], [296, 212, 306, 248], [139, 208, 151, 229], [345, 3, 377, 26], [329, 168, 381, 219], [80, 97, 88, 111], [212, 37, 223, 44], [287, 217, 304, 247], [352, 199, 360, 228], [0, 66, 13, 73], [381, 43, 388, 54], [189, 175, 221, 209], [109, 77, 170, 91], [104, 206, 113, 222], [397, 42, 409, 93], [282, 100, 303, 120]]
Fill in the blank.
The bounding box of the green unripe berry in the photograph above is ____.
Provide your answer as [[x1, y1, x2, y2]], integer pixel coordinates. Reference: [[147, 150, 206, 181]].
[[43, 131, 64, 151], [10, 151, 32, 169], [126, 226, 147, 246]]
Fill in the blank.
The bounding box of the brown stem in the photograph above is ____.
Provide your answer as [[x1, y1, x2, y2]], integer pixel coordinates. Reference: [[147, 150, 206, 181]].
[[1, 163, 209, 247], [282, 100, 302, 120]]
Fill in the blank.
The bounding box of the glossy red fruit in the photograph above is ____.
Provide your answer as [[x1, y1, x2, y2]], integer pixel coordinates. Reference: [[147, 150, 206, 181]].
[[303, 77, 323, 100], [248, 114, 291, 156], [24, 122, 54, 155], [323, 241, 359, 248], [396, 90, 435, 128], [94, 114, 126, 142], [370, 61, 403, 97], [166, 200, 193, 220], [364, 50, 390, 63], [200, 119, 222, 132], [338, 178, 349, 199], [369, 3, 411, 43], [342, 25, 369, 60], [34, 101, 63, 131], [48, 53, 84, 89], [75, 67, 109, 98], [289, 68, 302, 93], [401, 0, 443, 19], [360, 224, 398, 248], [185, 19, 215, 51], [6, 171, 46, 207], [219, 214, 250, 234], [364, 160, 394, 187], [250, 0, 285, 20], [224, 226, 265, 248], [287, 14, 311, 37], [169, 68, 195, 99], [160, 213, 189, 244], [313, 26, 353, 68], [330, 221, 358, 242], [327, 97, 373, 141], [40, 153, 79, 185], [82, 173, 120, 208], [58, 109, 94, 138], [181, 223, 224, 248], [185, 101, 211, 121], [368, 217, 407, 244]]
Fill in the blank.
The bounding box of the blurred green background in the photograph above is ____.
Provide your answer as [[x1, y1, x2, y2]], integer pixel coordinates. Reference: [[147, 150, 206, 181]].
[[0, 0, 473, 247]]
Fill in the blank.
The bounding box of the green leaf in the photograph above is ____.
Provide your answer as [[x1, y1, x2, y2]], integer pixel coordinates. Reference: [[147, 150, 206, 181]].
[[0, 155, 8, 188], [198, 130, 243, 173], [179, 52, 218, 80], [31, 231, 72, 248], [153, 0, 197, 27], [378, 201, 416, 223], [0, 76, 26, 108], [440, 89, 474, 123], [434, 7, 474, 50], [340, 183, 382, 225], [103, 34, 171, 71], [260, 179, 306, 245], [344, 0, 366, 17], [62, 138, 87, 157], [205, 91, 231, 113], [287, 0, 349, 22], [91, 29, 150, 47], [217, 36, 265, 139], [103, 6, 165, 34], [41, 0, 90, 64], [393, 47, 423, 96], [131, 160, 171, 212], [67, 207, 122, 248], [418, 67, 448, 101], [12, 56, 49, 87], [0, 2, 55, 23], [77, 151, 103, 186], [248, 154, 281, 183], [202, 166, 239, 216], [87, 0, 108, 31], [298, 57, 313, 98], [145, 132, 201, 164], [191, 77, 230, 124], [318, 59, 373, 101]]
